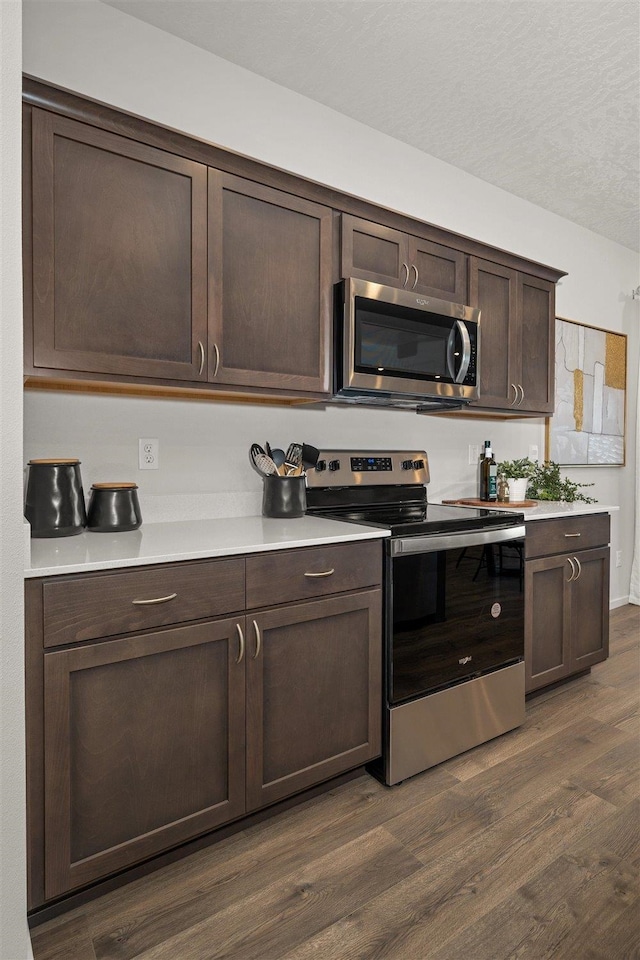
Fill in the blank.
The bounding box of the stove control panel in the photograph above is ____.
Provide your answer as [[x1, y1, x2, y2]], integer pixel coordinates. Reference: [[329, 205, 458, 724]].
[[306, 450, 430, 487]]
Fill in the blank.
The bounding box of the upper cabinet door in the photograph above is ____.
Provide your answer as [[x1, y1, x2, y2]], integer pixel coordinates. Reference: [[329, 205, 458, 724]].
[[517, 274, 555, 414], [341, 216, 468, 302], [30, 110, 208, 381], [468, 257, 519, 410], [341, 215, 410, 287], [208, 172, 332, 395], [407, 236, 468, 303]]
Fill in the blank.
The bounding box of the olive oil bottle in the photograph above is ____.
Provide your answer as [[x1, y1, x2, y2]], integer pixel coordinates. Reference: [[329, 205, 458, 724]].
[[479, 440, 498, 502]]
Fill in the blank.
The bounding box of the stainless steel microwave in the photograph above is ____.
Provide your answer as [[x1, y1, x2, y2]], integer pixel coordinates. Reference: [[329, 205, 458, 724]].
[[333, 278, 480, 409]]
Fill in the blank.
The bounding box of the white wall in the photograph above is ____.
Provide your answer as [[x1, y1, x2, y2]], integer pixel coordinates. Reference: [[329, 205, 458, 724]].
[[1, 1, 33, 957]]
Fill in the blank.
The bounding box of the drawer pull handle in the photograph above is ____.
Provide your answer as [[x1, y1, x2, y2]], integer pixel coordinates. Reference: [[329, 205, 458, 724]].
[[564, 532, 581, 538], [304, 568, 335, 578], [131, 593, 177, 605], [566, 557, 576, 582], [252, 619, 261, 660], [236, 623, 245, 664]]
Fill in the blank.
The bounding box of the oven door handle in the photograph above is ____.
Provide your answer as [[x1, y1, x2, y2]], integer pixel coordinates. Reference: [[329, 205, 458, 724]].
[[392, 524, 526, 556]]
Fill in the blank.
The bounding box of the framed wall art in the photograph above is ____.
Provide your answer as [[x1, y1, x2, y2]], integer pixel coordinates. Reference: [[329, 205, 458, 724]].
[[546, 317, 627, 466]]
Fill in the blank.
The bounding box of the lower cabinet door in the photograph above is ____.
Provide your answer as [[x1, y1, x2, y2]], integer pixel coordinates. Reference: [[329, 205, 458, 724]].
[[43, 619, 246, 899], [570, 547, 610, 671], [245, 590, 382, 811], [525, 554, 573, 692]]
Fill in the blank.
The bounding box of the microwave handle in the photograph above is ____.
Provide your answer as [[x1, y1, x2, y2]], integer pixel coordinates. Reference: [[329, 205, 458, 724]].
[[447, 320, 472, 383]]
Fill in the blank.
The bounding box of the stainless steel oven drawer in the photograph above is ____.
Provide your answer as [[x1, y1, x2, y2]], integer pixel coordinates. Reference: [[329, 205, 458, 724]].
[[386, 661, 525, 785]]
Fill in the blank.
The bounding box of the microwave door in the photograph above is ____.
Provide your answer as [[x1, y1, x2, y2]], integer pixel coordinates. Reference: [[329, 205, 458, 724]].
[[446, 320, 472, 383]]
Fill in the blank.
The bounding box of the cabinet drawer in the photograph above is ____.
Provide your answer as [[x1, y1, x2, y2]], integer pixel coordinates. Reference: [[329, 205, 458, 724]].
[[42, 559, 245, 647], [525, 513, 610, 560], [246, 540, 382, 609]]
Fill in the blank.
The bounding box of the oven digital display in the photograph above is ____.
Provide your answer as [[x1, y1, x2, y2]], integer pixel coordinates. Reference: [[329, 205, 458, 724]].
[[351, 457, 393, 472]]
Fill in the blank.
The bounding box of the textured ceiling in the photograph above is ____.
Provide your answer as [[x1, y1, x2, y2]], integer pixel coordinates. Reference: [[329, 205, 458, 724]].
[[100, 0, 639, 251]]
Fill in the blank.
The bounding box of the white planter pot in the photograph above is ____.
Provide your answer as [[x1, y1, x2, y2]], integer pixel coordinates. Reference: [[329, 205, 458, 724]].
[[507, 477, 529, 502]]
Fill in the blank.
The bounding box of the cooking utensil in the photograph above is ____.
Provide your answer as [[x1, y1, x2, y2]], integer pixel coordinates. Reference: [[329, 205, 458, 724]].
[[301, 443, 320, 471], [270, 448, 286, 469], [249, 443, 269, 476], [284, 442, 302, 476], [253, 451, 279, 476]]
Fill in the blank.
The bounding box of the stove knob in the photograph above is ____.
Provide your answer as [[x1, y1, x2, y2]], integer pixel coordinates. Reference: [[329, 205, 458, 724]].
[[413, 459, 425, 470], [328, 459, 341, 472], [401, 459, 414, 470], [315, 460, 326, 472]]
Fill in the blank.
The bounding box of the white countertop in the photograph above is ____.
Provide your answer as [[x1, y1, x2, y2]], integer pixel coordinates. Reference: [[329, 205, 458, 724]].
[[25, 515, 390, 579], [441, 501, 619, 521]]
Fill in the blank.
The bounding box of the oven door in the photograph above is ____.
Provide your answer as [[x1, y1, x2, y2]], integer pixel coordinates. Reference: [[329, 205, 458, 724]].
[[388, 526, 525, 705]]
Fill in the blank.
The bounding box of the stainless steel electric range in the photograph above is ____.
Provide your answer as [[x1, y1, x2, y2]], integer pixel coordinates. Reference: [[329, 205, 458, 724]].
[[306, 449, 526, 785]]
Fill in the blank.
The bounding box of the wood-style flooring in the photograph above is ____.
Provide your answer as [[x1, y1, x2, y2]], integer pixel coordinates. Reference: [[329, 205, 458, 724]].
[[31, 604, 640, 960]]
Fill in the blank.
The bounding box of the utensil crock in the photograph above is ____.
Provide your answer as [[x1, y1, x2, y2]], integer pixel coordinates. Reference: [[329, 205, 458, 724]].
[[262, 476, 306, 519]]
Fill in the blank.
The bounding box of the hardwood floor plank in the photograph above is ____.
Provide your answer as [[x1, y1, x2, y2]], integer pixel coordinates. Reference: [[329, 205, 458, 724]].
[[387, 716, 631, 862], [30, 915, 97, 960], [283, 784, 616, 960], [569, 737, 640, 806], [566, 798, 640, 869], [78, 769, 456, 960], [427, 850, 638, 960], [126, 828, 422, 960]]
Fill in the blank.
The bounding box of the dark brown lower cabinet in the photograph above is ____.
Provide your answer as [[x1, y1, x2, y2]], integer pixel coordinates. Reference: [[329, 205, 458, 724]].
[[246, 591, 381, 811], [27, 543, 383, 909], [43, 619, 246, 901], [525, 544, 610, 693]]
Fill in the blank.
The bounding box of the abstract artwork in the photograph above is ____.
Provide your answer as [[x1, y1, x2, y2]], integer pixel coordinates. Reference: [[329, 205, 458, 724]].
[[548, 317, 626, 466]]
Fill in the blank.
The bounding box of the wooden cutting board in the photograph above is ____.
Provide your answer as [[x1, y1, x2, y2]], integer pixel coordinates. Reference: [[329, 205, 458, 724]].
[[442, 498, 537, 508]]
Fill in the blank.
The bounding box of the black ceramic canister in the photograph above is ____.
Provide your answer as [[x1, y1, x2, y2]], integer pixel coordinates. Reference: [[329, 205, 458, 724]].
[[262, 475, 306, 519], [86, 482, 142, 532], [24, 458, 87, 538]]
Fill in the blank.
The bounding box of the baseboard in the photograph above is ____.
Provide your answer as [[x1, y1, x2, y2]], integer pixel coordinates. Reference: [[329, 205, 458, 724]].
[[610, 595, 630, 609]]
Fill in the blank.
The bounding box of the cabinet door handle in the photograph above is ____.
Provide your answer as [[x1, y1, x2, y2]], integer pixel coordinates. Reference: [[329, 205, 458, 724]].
[[197, 341, 205, 376], [573, 556, 582, 580], [304, 568, 335, 578], [212, 343, 220, 378], [566, 557, 576, 582], [236, 622, 245, 663], [517, 385, 525, 406], [510, 384, 518, 405], [131, 593, 177, 605], [411, 264, 419, 289], [401, 262, 409, 287], [252, 619, 261, 660], [564, 532, 581, 538]]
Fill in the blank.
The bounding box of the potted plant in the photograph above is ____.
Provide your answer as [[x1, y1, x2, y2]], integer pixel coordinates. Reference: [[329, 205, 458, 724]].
[[527, 460, 596, 503], [496, 457, 537, 502]]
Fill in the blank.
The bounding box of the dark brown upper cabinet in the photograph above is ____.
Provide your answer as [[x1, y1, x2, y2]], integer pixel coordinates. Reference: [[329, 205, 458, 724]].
[[341, 214, 468, 303], [25, 107, 332, 399], [208, 172, 332, 395], [469, 257, 555, 415], [28, 109, 209, 383]]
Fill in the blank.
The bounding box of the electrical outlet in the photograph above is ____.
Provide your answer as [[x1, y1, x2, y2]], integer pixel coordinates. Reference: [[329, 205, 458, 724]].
[[139, 438, 159, 470], [616, 550, 622, 568], [529, 445, 539, 461], [468, 444, 479, 465]]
